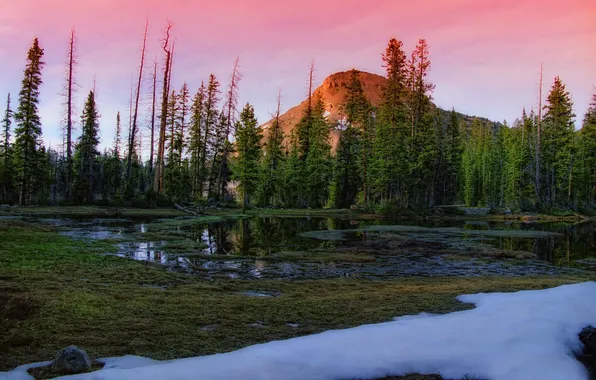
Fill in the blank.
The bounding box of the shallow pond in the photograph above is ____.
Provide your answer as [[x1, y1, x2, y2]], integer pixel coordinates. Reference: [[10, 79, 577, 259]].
[[42, 215, 596, 280]]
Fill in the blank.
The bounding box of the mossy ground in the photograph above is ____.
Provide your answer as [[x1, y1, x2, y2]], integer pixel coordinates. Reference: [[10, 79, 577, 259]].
[[0, 206, 188, 218], [1, 218, 593, 378]]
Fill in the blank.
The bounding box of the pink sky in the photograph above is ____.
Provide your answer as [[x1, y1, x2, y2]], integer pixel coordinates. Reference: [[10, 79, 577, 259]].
[[1, 0, 595, 152]]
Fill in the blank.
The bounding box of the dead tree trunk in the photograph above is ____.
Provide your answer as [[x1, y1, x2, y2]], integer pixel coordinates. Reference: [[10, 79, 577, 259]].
[[64, 27, 77, 200], [149, 57, 157, 178], [126, 21, 148, 183], [153, 23, 173, 194]]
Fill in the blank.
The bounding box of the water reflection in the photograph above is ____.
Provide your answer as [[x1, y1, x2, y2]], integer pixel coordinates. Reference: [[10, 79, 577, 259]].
[[150, 217, 596, 267], [55, 214, 596, 279]]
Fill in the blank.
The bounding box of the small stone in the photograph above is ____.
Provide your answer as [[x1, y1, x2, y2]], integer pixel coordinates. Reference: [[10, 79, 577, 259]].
[[200, 324, 219, 331], [349, 205, 359, 211], [51, 346, 91, 375]]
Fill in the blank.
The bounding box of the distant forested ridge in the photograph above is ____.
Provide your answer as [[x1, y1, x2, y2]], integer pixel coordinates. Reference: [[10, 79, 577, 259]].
[[1, 30, 595, 213]]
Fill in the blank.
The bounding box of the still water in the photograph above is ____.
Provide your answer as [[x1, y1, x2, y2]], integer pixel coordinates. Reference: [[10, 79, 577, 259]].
[[53, 216, 596, 280]]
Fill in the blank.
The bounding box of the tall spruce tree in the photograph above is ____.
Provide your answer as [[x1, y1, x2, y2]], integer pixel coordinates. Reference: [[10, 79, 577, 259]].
[[189, 83, 205, 199], [73, 91, 100, 203], [439, 109, 461, 205], [232, 103, 262, 213], [304, 95, 332, 208], [280, 133, 301, 208], [216, 58, 241, 201], [176, 83, 190, 159], [259, 91, 285, 206], [295, 62, 316, 160], [371, 37, 409, 204], [408, 39, 438, 206], [542, 77, 575, 207], [199, 74, 221, 197], [331, 69, 370, 208], [103, 112, 122, 201], [14, 38, 45, 205], [578, 91, 596, 204]]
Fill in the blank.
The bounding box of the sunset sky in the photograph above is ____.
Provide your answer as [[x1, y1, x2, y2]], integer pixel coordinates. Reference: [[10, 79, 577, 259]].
[[1, 0, 595, 152]]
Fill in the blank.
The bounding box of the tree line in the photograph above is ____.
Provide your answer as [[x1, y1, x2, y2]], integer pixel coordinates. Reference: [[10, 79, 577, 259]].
[[0, 28, 595, 213]]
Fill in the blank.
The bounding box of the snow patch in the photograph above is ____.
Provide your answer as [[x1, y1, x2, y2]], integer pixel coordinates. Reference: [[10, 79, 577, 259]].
[[3, 282, 596, 380]]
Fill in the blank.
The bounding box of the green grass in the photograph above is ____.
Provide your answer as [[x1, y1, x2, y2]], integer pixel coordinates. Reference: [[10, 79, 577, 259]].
[[0, 219, 593, 376], [0, 206, 188, 218]]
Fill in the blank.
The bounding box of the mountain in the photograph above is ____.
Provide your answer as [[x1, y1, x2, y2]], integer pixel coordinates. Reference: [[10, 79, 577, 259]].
[[260, 69, 499, 150]]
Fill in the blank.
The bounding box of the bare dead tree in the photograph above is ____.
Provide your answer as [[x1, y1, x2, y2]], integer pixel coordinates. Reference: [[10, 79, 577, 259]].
[[275, 88, 282, 134], [215, 57, 242, 199], [154, 22, 173, 193], [126, 20, 148, 183], [62, 27, 78, 199], [128, 74, 133, 156], [149, 57, 158, 176], [307, 60, 315, 117]]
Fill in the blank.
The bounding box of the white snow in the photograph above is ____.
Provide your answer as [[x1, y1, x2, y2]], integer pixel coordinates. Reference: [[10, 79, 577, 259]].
[[2, 282, 595, 380]]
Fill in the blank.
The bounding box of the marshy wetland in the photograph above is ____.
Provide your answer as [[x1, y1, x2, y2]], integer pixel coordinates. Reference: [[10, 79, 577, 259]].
[[49, 213, 596, 279], [1, 207, 595, 378]]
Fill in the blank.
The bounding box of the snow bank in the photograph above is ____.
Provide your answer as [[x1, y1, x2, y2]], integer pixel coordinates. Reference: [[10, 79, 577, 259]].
[[2, 282, 595, 380]]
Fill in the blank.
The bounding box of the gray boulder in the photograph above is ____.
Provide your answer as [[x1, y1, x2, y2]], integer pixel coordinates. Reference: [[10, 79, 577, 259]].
[[51, 346, 91, 374], [580, 326, 596, 352]]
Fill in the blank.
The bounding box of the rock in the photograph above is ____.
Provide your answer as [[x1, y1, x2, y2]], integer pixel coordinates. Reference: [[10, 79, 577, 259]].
[[579, 327, 596, 376], [580, 326, 596, 353], [51, 346, 91, 375], [349, 205, 359, 211]]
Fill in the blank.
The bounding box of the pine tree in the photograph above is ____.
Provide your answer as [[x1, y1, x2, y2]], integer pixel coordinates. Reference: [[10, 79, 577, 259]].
[[331, 69, 370, 208], [331, 123, 361, 208], [280, 134, 301, 208], [578, 91, 596, 204], [189, 83, 205, 199], [199, 74, 221, 197], [408, 39, 438, 206], [542, 77, 575, 207], [371, 38, 409, 204], [259, 91, 285, 206], [295, 62, 316, 160], [407, 39, 435, 138], [14, 38, 45, 205], [164, 89, 185, 201], [1, 93, 14, 201], [216, 58, 242, 201], [73, 91, 100, 203], [232, 103, 262, 213], [107, 112, 123, 199], [304, 95, 332, 208], [439, 109, 461, 205], [207, 113, 229, 198], [517, 109, 538, 208], [176, 83, 190, 159]]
